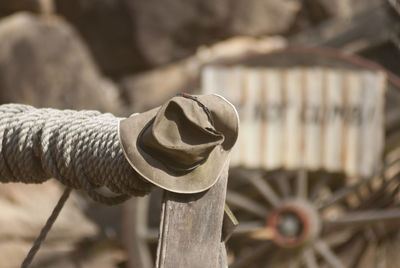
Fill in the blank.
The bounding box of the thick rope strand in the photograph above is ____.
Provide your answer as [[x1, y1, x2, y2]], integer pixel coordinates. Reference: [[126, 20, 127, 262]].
[[0, 104, 157, 267], [0, 104, 153, 203]]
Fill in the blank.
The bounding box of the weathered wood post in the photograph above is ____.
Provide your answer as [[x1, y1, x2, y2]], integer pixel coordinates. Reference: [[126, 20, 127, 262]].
[[155, 164, 229, 268], [120, 93, 238, 268]]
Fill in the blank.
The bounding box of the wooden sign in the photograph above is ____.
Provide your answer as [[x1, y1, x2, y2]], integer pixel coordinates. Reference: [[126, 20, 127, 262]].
[[202, 66, 386, 178]]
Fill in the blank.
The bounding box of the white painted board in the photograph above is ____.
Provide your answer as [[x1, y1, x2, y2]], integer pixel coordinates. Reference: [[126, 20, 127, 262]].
[[201, 66, 386, 178]]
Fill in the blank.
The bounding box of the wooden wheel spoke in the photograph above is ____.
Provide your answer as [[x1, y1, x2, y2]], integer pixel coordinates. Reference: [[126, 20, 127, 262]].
[[314, 240, 345, 268], [296, 169, 308, 199], [233, 221, 265, 235], [127, 196, 158, 268], [226, 191, 269, 218], [143, 228, 159, 242], [230, 241, 273, 268], [384, 162, 400, 181], [324, 208, 400, 227], [275, 172, 291, 198], [385, 147, 400, 168], [310, 174, 331, 201], [349, 236, 369, 268], [288, 256, 300, 268], [323, 228, 354, 247], [318, 181, 367, 210], [247, 174, 280, 207], [302, 247, 318, 268]]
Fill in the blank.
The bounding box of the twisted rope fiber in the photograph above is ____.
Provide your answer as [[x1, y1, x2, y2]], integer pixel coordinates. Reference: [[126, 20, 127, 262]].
[[0, 104, 154, 267], [0, 103, 153, 200]]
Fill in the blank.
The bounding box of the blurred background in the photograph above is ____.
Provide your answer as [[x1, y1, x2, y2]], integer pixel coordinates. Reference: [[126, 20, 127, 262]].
[[1, 0, 400, 267]]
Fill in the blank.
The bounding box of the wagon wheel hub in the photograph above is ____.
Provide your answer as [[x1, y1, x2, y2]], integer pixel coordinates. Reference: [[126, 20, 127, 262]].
[[268, 200, 320, 248]]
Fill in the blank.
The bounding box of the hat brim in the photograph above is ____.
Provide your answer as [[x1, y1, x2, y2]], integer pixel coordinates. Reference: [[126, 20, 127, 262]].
[[118, 94, 238, 194]]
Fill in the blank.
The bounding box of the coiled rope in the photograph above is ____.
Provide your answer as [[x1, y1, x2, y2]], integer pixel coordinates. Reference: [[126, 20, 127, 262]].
[[0, 103, 153, 201], [0, 104, 154, 267]]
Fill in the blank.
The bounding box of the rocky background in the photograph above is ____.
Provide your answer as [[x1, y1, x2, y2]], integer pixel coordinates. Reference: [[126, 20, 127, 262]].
[[0, 0, 399, 267]]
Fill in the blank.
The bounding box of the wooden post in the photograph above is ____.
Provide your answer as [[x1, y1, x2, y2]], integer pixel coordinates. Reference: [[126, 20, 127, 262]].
[[155, 164, 229, 268]]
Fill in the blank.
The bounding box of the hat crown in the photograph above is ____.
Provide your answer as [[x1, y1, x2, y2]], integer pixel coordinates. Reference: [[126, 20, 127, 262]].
[[119, 94, 239, 193], [140, 97, 224, 172]]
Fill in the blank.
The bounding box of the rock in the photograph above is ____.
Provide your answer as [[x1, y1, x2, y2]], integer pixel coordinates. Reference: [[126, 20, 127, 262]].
[[55, 0, 299, 73], [0, 12, 123, 114], [288, 0, 332, 33], [126, 0, 232, 67], [121, 36, 286, 113], [318, 0, 381, 18], [227, 0, 301, 36], [288, 0, 383, 34], [55, 0, 149, 77], [0, 181, 98, 267], [0, 13, 127, 266], [0, 0, 40, 18], [127, 0, 299, 66], [195, 36, 287, 63], [0, 182, 96, 241], [121, 59, 199, 113]]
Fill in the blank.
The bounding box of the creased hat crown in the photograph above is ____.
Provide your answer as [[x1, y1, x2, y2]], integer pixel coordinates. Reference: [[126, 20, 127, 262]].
[[140, 97, 225, 172], [118, 94, 239, 193]]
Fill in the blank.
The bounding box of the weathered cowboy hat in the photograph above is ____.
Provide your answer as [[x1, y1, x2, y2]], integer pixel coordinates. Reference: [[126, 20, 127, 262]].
[[118, 94, 239, 194]]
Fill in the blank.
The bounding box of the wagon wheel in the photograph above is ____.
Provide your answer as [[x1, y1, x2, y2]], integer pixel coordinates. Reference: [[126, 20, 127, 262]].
[[226, 162, 400, 268], [123, 47, 400, 267], [214, 47, 400, 267], [123, 188, 163, 268], [225, 85, 400, 268], [124, 142, 400, 268], [124, 120, 400, 267]]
